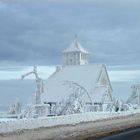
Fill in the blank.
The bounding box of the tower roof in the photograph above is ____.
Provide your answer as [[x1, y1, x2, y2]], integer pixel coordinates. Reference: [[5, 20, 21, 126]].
[[63, 38, 89, 54]]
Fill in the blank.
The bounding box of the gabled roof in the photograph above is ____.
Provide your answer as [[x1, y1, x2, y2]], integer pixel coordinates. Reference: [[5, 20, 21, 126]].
[[63, 39, 89, 54], [43, 64, 112, 103]]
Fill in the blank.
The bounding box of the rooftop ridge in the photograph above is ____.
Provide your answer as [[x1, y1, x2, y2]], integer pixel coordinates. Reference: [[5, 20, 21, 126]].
[[62, 63, 105, 68]]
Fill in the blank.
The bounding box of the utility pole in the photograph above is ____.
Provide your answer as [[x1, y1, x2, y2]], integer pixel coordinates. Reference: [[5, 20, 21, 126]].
[[21, 66, 46, 117]]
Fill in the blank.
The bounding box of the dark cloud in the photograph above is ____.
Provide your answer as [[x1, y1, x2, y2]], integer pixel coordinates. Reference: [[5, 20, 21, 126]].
[[0, 0, 140, 65]]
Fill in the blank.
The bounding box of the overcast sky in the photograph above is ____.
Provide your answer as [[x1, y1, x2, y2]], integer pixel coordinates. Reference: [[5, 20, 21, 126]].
[[0, 0, 140, 66]]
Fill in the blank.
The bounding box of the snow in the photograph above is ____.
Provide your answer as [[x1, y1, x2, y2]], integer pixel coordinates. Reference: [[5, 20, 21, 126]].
[[63, 39, 89, 54], [0, 118, 17, 122], [0, 110, 140, 134], [91, 86, 107, 103], [127, 84, 140, 105], [43, 64, 106, 103]]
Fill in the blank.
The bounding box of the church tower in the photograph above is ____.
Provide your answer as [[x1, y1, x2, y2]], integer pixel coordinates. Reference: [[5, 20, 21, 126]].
[[63, 36, 89, 66]]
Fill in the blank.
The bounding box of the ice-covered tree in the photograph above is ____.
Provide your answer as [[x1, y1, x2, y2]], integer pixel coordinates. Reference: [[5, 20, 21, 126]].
[[9, 98, 22, 115], [56, 81, 92, 115], [21, 66, 45, 105], [21, 66, 46, 118]]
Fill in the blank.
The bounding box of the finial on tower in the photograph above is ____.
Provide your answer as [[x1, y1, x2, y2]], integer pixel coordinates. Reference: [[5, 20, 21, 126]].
[[74, 34, 78, 48], [75, 34, 78, 40]]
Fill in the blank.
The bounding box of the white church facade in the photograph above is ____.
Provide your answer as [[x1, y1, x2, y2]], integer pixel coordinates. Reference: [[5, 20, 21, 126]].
[[43, 37, 113, 114]]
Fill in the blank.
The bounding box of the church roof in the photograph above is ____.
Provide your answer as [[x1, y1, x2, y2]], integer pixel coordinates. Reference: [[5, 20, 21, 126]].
[[63, 39, 89, 54], [43, 64, 112, 103]]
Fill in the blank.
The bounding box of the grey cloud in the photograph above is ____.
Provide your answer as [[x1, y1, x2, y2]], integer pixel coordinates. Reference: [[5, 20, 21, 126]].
[[0, 0, 140, 65]]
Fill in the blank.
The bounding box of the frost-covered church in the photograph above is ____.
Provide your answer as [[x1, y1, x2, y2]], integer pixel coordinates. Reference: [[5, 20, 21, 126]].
[[44, 37, 113, 113]]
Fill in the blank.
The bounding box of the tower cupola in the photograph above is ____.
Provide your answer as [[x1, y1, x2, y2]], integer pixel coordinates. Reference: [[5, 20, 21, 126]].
[[63, 36, 89, 66]]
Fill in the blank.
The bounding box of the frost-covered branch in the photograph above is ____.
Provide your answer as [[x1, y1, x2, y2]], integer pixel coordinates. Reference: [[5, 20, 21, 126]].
[[56, 81, 92, 115]]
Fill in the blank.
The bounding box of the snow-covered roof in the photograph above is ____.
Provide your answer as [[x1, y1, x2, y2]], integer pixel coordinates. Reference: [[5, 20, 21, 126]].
[[63, 39, 89, 54], [91, 86, 107, 103], [43, 64, 110, 103]]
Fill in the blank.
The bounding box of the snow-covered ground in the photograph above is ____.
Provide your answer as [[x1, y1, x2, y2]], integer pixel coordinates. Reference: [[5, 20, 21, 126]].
[[0, 110, 140, 134]]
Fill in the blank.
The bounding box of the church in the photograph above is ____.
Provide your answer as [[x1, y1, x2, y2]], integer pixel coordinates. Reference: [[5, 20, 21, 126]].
[[43, 37, 113, 114]]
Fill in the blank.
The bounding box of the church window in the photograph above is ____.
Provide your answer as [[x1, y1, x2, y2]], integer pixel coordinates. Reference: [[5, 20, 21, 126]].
[[70, 59, 73, 65], [81, 53, 84, 60]]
